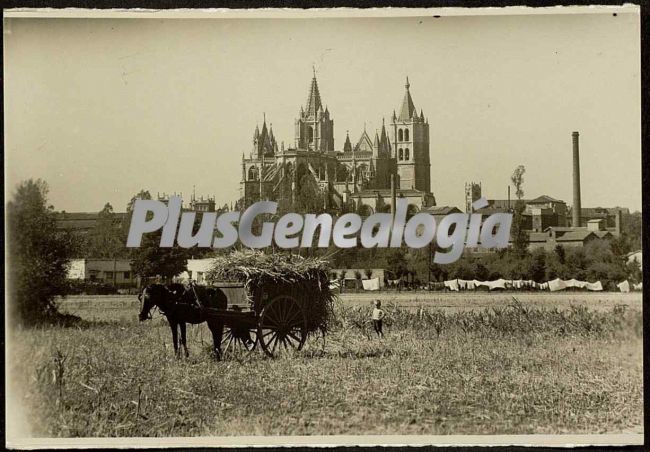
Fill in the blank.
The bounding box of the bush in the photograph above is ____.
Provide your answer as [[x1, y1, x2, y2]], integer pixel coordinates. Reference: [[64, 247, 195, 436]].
[[6, 180, 75, 324], [67, 280, 119, 295]]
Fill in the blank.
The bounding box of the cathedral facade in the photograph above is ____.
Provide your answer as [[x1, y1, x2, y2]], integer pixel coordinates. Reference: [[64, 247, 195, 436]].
[[240, 73, 436, 215]]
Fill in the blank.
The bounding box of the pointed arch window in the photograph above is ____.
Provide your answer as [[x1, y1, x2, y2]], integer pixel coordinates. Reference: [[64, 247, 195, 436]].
[[307, 126, 314, 143], [405, 148, 410, 160], [248, 166, 259, 181], [398, 129, 403, 141], [404, 129, 410, 141], [398, 148, 403, 160]]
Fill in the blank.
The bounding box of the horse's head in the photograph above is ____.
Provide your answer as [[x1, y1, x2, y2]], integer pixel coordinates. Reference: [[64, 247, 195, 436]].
[[138, 285, 159, 321]]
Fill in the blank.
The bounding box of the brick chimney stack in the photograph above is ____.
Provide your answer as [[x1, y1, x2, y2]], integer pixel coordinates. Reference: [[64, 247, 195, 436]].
[[572, 131, 582, 228]]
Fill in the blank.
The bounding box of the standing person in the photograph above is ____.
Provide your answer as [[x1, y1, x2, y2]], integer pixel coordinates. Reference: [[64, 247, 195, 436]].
[[371, 300, 385, 338]]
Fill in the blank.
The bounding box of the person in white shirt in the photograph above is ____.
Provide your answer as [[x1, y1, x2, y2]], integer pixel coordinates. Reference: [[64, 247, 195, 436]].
[[371, 300, 385, 338]]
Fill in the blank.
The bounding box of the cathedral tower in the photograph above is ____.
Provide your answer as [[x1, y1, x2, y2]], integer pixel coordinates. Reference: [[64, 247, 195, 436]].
[[295, 70, 335, 152], [390, 77, 430, 192]]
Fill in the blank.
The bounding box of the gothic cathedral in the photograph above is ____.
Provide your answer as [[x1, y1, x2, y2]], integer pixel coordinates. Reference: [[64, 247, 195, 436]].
[[240, 72, 435, 215]]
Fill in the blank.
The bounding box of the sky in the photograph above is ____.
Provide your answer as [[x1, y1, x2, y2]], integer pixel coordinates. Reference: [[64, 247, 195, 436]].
[[4, 10, 641, 213]]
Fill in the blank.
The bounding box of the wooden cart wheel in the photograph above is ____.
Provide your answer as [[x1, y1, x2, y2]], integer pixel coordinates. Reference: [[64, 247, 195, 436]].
[[221, 324, 258, 358], [257, 295, 307, 357]]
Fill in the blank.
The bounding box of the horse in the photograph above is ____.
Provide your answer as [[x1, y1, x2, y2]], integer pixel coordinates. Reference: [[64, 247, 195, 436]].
[[138, 283, 228, 360]]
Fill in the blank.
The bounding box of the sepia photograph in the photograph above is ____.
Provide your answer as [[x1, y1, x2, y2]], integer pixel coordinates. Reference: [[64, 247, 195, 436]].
[[4, 6, 643, 448]]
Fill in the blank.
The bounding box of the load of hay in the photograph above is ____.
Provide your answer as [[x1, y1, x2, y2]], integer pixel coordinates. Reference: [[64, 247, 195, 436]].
[[205, 250, 335, 334]]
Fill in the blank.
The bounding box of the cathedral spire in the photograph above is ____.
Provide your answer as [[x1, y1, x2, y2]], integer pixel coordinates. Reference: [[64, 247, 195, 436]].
[[398, 76, 417, 121], [305, 71, 323, 116], [343, 131, 352, 153], [380, 118, 388, 151]]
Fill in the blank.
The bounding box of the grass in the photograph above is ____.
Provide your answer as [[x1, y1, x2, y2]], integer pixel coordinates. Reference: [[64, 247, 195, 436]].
[[6, 295, 643, 437]]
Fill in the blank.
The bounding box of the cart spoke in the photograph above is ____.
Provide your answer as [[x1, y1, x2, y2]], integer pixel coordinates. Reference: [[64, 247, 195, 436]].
[[285, 333, 299, 348], [281, 299, 291, 323], [222, 325, 257, 358], [270, 333, 279, 353], [287, 331, 302, 344], [286, 309, 303, 326], [263, 308, 280, 326], [261, 329, 275, 338]]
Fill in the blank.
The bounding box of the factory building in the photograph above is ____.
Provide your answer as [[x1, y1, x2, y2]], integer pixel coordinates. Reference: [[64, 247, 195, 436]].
[[469, 131, 622, 251]]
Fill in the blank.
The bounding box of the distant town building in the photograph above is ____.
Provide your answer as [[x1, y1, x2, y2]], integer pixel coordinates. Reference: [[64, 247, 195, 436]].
[[567, 206, 627, 229], [526, 227, 614, 251], [472, 194, 568, 231], [67, 258, 136, 286], [55, 211, 127, 235], [56, 192, 221, 234], [464, 182, 482, 213], [177, 258, 215, 284], [423, 205, 463, 224], [189, 195, 216, 213]]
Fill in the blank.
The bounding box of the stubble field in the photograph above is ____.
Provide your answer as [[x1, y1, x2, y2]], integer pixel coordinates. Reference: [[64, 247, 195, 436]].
[[7, 292, 643, 438]]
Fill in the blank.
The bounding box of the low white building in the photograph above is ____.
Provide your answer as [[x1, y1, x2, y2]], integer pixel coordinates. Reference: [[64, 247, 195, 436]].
[[67, 258, 136, 286], [176, 258, 217, 284]]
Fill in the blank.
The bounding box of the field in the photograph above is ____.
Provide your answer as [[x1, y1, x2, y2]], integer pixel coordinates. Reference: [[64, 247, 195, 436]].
[[6, 292, 643, 438]]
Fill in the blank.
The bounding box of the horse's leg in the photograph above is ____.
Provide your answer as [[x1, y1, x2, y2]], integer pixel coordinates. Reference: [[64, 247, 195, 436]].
[[208, 320, 224, 361], [180, 322, 189, 358], [169, 320, 180, 358]]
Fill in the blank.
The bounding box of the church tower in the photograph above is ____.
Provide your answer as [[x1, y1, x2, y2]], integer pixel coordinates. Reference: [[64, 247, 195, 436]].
[[295, 70, 335, 152], [390, 77, 430, 192]]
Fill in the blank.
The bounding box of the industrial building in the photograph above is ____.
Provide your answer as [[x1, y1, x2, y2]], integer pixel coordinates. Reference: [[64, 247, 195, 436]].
[[466, 131, 622, 251]]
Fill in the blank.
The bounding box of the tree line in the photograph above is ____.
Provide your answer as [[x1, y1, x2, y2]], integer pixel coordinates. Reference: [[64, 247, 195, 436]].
[[7, 177, 642, 324]]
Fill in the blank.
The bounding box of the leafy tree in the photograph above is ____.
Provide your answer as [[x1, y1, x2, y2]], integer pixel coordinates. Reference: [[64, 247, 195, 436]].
[[528, 248, 547, 282], [294, 174, 326, 214], [626, 259, 642, 284], [564, 248, 588, 280], [510, 165, 526, 200], [447, 259, 475, 280], [7, 179, 75, 323], [405, 248, 431, 283], [129, 231, 189, 282], [385, 248, 408, 279], [86, 203, 126, 258], [126, 190, 189, 283], [510, 165, 529, 256], [554, 245, 566, 264], [610, 212, 641, 257], [354, 270, 363, 290]]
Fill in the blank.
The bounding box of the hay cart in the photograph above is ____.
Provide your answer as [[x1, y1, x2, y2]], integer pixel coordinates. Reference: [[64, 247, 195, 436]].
[[197, 251, 334, 358], [199, 281, 312, 358]]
